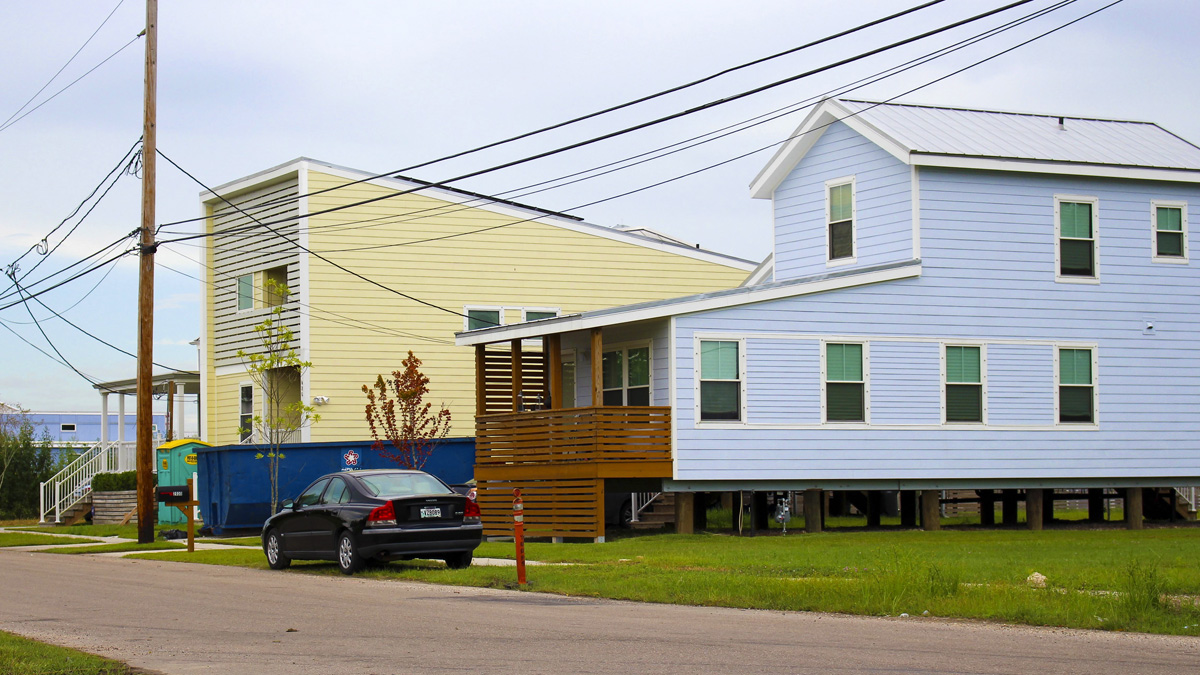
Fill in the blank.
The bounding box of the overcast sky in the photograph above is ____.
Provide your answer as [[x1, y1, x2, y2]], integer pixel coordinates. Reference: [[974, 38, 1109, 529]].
[[1, 0, 1196, 414]]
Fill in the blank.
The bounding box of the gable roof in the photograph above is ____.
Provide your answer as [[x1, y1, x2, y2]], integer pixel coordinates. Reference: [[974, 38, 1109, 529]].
[[751, 99, 1200, 198], [203, 158, 756, 271]]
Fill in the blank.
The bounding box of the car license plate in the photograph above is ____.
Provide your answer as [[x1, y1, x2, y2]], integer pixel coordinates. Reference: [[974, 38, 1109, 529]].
[[420, 506, 442, 518]]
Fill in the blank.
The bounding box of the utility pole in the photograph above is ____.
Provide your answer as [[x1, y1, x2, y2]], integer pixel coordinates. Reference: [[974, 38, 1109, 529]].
[[135, 0, 158, 544]]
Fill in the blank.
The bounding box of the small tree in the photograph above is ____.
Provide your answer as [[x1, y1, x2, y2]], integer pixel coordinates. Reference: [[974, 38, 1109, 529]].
[[236, 280, 319, 513], [362, 351, 451, 470], [0, 401, 59, 520]]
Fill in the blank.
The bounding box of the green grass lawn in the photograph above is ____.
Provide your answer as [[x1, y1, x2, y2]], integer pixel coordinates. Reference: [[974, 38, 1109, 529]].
[[0, 533, 99, 547], [45, 541, 185, 555], [0, 630, 133, 674], [204, 536, 261, 547], [22, 523, 179, 539], [131, 525, 1200, 635]]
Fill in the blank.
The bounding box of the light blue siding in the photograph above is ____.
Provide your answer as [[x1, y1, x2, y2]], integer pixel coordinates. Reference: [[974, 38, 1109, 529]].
[[987, 344, 1054, 426], [563, 320, 669, 406], [868, 341, 940, 425], [774, 122, 912, 280], [745, 338, 820, 424]]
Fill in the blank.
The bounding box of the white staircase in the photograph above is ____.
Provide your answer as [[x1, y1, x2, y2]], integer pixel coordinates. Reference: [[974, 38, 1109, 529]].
[[39, 441, 137, 524], [1173, 486, 1198, 519]]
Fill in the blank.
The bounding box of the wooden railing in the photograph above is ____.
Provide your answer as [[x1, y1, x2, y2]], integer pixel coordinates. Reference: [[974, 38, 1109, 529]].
[[476, 406, 671, 465]]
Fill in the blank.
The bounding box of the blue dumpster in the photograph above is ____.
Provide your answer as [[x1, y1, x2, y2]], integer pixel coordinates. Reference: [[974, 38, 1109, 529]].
[[195, 439, 475, 534]]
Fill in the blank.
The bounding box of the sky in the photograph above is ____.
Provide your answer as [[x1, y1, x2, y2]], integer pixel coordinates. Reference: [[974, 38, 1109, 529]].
[[0, 0, 1197, 414]]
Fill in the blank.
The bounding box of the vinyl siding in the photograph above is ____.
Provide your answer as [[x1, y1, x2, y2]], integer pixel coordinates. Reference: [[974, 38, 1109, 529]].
[[773, 121, 913, 280], [668, 167, 1200, 485]]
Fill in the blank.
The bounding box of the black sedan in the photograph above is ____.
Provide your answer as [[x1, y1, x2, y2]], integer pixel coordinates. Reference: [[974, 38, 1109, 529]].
[[261, 469, 482, 575]]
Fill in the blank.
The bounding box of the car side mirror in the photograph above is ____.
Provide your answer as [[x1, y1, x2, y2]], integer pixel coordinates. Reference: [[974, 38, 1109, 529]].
[[281, 499, 295, 511]]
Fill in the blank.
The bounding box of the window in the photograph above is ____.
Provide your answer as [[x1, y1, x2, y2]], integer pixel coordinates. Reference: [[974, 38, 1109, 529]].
[[945, 346, 983, 423], [827, 178, 855, 263], [236, 274, 253, 311], [466, 309, 501, 331], [296, 478, 330, 507], [239, 385, 253, 442], [264, 266, 288, 307], [523, 309, 558, 322], [699, 340, 740, 421], [1058, 348, 1095, 424], [560, 354, 576, 408], [825, 343, 865, 422], [1153, 201, 1187, 261], [1056, 196, 1098, 279], [602, 345, 651, 406], [60, 423, 77, 433], [322, 478, 350, 505]]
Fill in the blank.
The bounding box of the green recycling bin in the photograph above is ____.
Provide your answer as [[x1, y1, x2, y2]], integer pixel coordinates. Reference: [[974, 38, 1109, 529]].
[[157, 439, 211, 524]]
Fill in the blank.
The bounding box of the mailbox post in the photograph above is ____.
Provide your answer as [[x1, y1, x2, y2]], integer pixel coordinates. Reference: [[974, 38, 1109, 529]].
[[156, 478, 200, 552], [513, 488, 526, 586]]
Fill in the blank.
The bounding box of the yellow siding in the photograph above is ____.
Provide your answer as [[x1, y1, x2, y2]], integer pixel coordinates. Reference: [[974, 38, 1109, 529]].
[[299, 170, 749, 441]]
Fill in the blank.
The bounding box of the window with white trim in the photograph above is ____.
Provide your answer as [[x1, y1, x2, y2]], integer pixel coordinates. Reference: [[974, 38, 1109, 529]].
[[827, 178, 855, 263], [825, 342, 865, 422], [1056, 196, 1099, 279], [944, 345, 983, 423], [239, 384, 254, 442], [698, 340, 740, 421], [602, 345, 651, 406], [60, 423, 77, 433], [1058, 347, 1095, 424], [1152, 201, 1187, 261], [236, 274, 253, 311], [465, 308, 502, 331], [522, 309, 558, 323]]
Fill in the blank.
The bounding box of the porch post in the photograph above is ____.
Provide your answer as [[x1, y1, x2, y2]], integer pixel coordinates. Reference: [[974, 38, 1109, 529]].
[[920, 490, 941, 531], [547, 334, 562, 410], [166, 380, 175, 441], [803, 489, 823, 533], [510, 339, 523, 412], [474, 345, 486, 417], [590, 328, 603, 407], [1026, 488, 1044, 531], [175, 382, 185, 439], [1124, 488, 1144, 530], [100, 392, 110, 444], [118, 394, 126, 444]]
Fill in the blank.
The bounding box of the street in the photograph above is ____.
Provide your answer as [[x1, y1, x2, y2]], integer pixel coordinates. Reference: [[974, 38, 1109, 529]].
[[0, 550, 1197, 674]]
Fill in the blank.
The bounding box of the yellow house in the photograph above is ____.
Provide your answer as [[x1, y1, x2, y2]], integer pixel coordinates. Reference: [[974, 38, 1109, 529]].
[[200, 158, 757, 446]]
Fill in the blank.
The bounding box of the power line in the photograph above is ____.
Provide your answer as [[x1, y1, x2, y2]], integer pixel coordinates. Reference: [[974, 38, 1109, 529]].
[[1, 0, 127, 129], [8, 278, 113, 391], [156, 0, 1037, 238], [0, 229, 139, 306], [0, 247, 133, 313], [154, 0, 953, 232], [0, 260, 119, 324]]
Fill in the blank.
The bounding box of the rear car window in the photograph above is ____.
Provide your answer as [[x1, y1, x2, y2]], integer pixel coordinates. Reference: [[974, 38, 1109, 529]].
[[297, 478, 330, 507], [357, 473, 452, 497]]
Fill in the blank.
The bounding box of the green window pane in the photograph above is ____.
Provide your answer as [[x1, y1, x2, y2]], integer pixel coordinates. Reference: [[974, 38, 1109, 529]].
[[1060, 201, 1092, 239], [700, 341, 738, 380], [1060, 239, 1094, 276], [946, 346, 981, 383], [827, 382, 864, 421], [826, 343, 862, 382], [829, 221, 853, 260], [602, 351, 623, 389], [467, 310, 500, 331], [1059, 386, 1093, 423], [1059, 349, 1092, 385], [237, 274, 253, 311], [526, 311, 557, 322], [627, 347, 650, 387], [700, 381, 740, 420], [829, 183, 853, 222], [1157, 231, 1184, 257], [946, 384, 982, 422], [1157, 207, 1182, 232]]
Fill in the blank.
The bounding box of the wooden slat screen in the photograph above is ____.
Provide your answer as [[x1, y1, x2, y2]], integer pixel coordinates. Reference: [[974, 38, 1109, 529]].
[[476, 406, 671, 465], [477, 477, 603, 538], [481, 348, 548, 414]]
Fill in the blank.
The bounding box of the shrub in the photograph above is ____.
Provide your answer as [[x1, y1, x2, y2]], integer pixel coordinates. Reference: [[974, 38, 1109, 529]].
[[91, 471, 138, 493]]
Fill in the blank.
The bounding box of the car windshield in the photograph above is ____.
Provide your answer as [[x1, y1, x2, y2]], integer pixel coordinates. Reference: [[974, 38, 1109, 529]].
[[357, 473, 452, 498]]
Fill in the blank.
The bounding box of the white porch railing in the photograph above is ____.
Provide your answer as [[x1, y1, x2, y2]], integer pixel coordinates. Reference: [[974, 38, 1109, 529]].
[[1174, 487, 1198, 515], [630, 492, 663, 523], [39, 440, 141, 524]]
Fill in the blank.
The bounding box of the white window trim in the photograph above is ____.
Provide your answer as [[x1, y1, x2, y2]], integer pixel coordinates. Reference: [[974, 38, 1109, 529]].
[[1054, 194, 1100, 284], [236, 273, 254, 313], [1151, 199, 1189, 264], [1053, 344, 1099, 428], [60, 423, 77, 433], [940, 342, 988, 426], [825, 176, 857, 268], [693, 336, 747, 425], [601, 340, 654, 407], [463, 305, 505, 332], [239, 382, 255, 443], [820, 340, 870, 425]]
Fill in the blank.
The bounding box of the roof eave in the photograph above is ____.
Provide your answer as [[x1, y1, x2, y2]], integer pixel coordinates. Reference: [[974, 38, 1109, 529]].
[[912, 154, 1200, 183]]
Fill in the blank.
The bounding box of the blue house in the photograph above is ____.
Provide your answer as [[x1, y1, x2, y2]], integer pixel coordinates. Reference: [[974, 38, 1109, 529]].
[[456, 99, 1200, 540]]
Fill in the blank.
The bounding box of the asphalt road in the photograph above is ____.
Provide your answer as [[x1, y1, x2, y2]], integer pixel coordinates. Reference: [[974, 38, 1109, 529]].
[[1, 550, 1197, 675]]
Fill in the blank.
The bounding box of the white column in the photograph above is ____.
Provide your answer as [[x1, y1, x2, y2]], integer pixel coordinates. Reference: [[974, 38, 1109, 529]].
[[175, 382, 185, 439], [100, 392, 110, 444], [118, 395, 126, 444]]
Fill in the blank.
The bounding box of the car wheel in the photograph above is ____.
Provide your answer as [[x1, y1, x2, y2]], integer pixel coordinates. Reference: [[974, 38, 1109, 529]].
[[264, 529, 291, 570], [619, 500, 633, 529], [337, 531, 362, 575], [444, 552, 473, 570]]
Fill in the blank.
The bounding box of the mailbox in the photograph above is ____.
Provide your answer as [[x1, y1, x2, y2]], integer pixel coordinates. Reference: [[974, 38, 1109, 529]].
[[157, 485, 191, 503]]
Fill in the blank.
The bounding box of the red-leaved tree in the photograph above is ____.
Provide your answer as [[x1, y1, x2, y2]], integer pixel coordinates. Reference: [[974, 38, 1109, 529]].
[[362, 351, 452, 470]]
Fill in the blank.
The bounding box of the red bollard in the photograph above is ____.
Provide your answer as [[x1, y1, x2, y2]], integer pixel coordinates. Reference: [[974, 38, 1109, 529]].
[[513, 488, 527, 586]]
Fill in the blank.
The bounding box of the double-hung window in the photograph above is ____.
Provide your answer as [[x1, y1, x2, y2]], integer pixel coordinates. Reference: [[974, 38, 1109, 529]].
[[1058, 347, 1095, 424], [698, 340, 740, 421], [825, 343, 865, 422], [1152, 201, 1187, 261], [239, 385, 254, 442], [236, 274, 253, 311], [944, 345, 983, 423], [1056, 196, 1099, 279], [826, 178, 855, 263], [602, 345, 651, 406]]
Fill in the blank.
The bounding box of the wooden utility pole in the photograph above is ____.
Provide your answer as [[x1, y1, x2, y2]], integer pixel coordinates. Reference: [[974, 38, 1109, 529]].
[[135, 0, 158, 544]]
